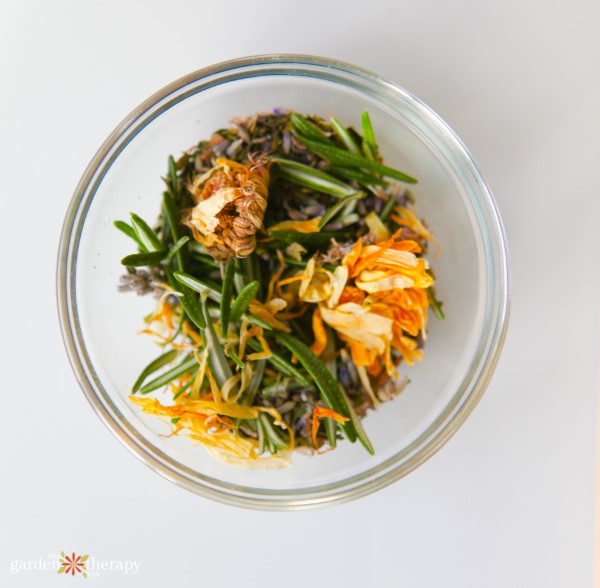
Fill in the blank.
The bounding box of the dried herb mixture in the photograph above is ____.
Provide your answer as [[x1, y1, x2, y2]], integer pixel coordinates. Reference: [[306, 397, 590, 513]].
[[116, 109, 443, 468]]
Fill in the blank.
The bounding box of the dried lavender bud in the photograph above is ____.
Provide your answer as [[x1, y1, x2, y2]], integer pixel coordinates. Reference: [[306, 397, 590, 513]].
[[117, 267, 164, 296]]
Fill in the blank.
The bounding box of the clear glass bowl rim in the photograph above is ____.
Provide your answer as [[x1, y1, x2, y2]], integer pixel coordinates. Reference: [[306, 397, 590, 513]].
[[57, 53, 510, 510]]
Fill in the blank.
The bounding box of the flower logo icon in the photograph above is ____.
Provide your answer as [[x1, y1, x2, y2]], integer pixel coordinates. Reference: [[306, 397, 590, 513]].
[[57, 551, 88, 578]]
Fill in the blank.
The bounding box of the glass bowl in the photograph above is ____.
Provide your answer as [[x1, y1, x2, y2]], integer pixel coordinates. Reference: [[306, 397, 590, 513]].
[[57, 54, 509, 510]]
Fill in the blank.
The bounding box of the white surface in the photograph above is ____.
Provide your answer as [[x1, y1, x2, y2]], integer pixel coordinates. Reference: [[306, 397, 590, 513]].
[[1, 0, 599, 586]]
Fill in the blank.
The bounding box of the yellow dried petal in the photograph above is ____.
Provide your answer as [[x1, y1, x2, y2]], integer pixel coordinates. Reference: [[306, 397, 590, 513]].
[[360, 245, 420, 268], [356, 365, 379, 406], [319, 303, 392, 354], [191, 187, 240, 234], [190, 347, 209, 400], [365, 211, 390, 241], [298, 258, 332, 303], [355, 270, 415, 292], [247, 300, 291, 332], [246, 329, 273, 361], [266, 297, 288, 314], [328, 265, 348, 308], [221, 373, 241, 402], [130, 391, 292, 468], [268, 217, 322, 233], [204, 447, 292, 469], [392, 206, 437, 243], [130, 396, 284, 427], [285, 242, 307, 261]]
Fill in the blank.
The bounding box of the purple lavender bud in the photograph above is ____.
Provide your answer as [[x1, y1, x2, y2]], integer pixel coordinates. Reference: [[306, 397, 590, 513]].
[[395, 192, 407, 207], [283, 132, 291, 154]]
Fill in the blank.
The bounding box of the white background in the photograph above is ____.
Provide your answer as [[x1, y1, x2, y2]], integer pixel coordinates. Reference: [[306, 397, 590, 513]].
[[1, 1, 599, 586]]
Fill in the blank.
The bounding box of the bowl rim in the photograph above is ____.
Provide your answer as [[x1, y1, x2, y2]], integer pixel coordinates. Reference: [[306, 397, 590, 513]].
[[56, 53, 510, 510]]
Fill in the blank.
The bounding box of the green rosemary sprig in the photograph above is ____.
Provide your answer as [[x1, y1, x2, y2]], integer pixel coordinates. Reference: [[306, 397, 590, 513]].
[[114, 220, 148, 251], [139, 356, 198, 394], [330, 117, 361, 155], [130, 213, 162, 252], [220, 259, 236, 333], [229, 281, 259, 323], [271, 157, 357, 198], [292, 131, 418, 184], [318, 191, 365, 229], [274, 332, 374, 453], [361, 111, 378, 160], [289, 112, 334, 145], [174, 271, 222, 304], [132, 349, 180, 393], [200, 295, 233, 388], [121, 251, 167, 267], [326, 165, 387, 187]]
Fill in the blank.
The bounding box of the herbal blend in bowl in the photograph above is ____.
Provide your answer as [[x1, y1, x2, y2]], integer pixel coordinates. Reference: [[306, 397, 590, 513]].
[[60, 56, 508, 507], [116, 110, 442, 468]]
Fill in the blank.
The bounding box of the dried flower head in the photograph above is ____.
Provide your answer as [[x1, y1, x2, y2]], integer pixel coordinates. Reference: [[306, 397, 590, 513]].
[[183, 158, 270, 260]]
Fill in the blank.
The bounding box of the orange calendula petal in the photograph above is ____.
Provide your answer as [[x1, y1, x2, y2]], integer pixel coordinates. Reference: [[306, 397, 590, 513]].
[[350, 230, 401, 277], [182, 321, 204, 346], [342, 237, 363, 274], [338, 286, 365, 305], [130, 395, 284, 427], [277, 304, 309, 321], [392, 334, 423, 365], [137, 328, 170, 341], [162, 302, 175, 329], [277, 273, 307, 287], [344, 338, 372, 367], [314, 407, 350, 423], [391, 206, 438, 243], [389, 238, 422, 253], [367, 359, 383, 377], [311, 407, 350, 449], [266, 249, 287, 303], [146, 298, 178, 328], [310, 308, 327, 357]]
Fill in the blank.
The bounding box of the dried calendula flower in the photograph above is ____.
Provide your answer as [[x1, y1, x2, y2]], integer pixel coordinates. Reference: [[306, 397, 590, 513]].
[[184, 158, 270, 260]]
